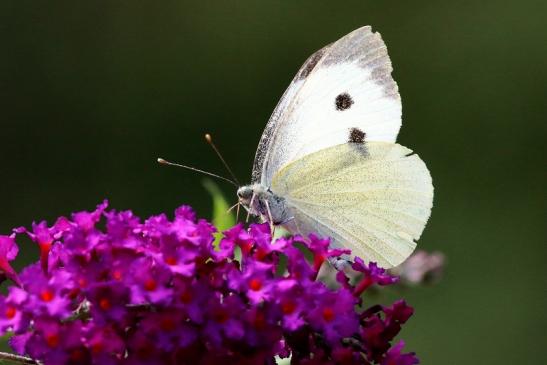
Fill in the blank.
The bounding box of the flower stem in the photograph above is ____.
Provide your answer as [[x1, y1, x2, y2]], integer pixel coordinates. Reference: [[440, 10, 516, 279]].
[[0, 352, 38, 364]]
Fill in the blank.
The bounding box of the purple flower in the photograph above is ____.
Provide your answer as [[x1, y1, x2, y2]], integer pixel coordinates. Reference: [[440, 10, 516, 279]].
[[0, 287, 30, 334], [84, 324, 125, 364], [87, 282, 130, 325], [154, 234, 197, 277], [19, 264, 73, 319], [26, 319, 88, 365], [9, 332, 33, 355], [307, 285, 360, 344], [384, 300, 414, 326], [0, 235, 21, 285], [15, 216, 72, 273], [203, 294, 246, 347], [382, 341, 419, 365], [230, 260, 276, 304], [72, 200, 108, 232], [273, 279, 306, 331], [352, 257, 399, 296], [103, 210, 143, 251], [172, 277, 209, 323], [140, 310, 197, 351], [174, 205, 196, 221], [0, 201, 420, 364], [284, 238, 317, 282], [128, 258, 173, 305], [124, 332, 163, 365], [218, 223, 252, 258], [20, 221, 54, 272], [307, 234, 351, 272], [248, 223, 287, 261]]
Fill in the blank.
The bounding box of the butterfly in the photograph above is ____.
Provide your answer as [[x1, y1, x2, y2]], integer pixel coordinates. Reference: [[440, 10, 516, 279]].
[[235, 26, 434, 269]]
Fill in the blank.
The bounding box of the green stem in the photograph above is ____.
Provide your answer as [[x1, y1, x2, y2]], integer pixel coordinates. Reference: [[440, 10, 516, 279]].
[[0, 352, 37, 364]]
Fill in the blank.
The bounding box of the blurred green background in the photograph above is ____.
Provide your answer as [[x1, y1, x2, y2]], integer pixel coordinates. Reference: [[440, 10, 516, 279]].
[[1, 1, 545, 364]]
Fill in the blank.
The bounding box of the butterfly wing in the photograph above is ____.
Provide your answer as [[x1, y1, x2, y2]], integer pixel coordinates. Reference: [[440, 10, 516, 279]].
[[252, 26, 402, 186], [271, 142, 433, 268]]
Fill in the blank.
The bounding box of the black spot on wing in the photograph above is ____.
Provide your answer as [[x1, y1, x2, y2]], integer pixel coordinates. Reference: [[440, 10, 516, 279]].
[[335, 93, 354, 111], [348, 128, 366, 143]]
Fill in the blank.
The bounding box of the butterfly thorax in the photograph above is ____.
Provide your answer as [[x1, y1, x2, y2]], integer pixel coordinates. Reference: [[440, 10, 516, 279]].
[[237, 184, 291, 225]]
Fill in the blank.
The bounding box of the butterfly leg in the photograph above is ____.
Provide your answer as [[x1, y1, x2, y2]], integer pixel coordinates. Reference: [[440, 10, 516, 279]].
[[226, 202, 242, 222], [235, 203, 240, 222], [227, 202, 239, 214], [264, 199, 275, 236], [245, 193, 256, 223]]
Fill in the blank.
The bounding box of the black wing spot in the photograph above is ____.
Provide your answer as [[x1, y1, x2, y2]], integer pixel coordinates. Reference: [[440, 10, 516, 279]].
[[335, 93, 354, 111], [348, 128, 366, 143]]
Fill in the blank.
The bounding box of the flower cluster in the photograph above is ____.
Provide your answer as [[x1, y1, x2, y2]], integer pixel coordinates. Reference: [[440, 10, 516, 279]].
[[0, 201, 419, 365]]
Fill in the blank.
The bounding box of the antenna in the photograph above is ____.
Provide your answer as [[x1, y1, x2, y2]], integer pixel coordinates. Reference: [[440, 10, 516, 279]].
[[157, 158, 238, 187], [205, 133, 240, 186]]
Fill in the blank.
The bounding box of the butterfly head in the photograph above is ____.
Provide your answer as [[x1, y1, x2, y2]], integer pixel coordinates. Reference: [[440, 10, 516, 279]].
[[237, 185, 255, 206], [237, 184, 291, 225]]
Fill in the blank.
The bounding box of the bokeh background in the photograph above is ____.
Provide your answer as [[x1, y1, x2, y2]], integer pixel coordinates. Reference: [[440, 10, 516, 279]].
[[1, 1, 545, 364]]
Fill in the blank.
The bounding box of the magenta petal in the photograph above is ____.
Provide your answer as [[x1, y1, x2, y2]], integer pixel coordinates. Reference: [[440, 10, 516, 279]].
[[0, 200, 418, 364]]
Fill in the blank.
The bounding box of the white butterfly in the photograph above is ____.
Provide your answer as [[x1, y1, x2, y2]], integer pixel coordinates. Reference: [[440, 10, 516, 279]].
[[236, 26, 433, 268]]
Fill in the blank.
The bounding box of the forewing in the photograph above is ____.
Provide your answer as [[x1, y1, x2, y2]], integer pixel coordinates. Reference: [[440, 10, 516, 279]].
[[251, 45, 328, 184], [271, 142, 433, 268], [252, 26, 402, 186]]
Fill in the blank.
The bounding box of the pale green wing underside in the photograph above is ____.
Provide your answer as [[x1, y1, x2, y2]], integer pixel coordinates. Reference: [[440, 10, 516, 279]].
[[271, 142, 433, 268]]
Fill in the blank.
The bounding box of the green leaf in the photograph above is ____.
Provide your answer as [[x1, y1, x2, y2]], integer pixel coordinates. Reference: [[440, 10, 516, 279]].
[[203, 178, 236, 247], [0, 332, 12, 352]]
